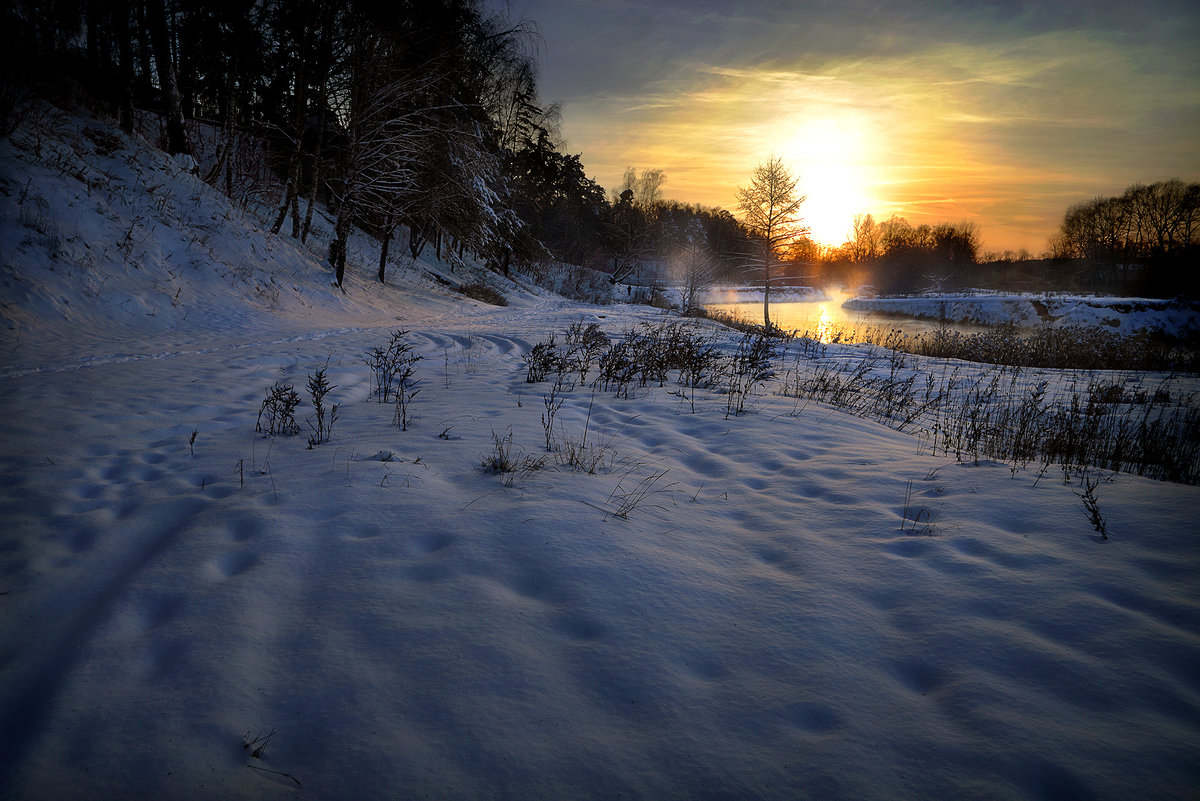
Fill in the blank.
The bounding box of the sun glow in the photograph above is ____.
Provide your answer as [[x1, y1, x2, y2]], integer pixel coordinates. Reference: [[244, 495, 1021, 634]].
[[814, 304, 835, 343], [781, 118, 876, 248]]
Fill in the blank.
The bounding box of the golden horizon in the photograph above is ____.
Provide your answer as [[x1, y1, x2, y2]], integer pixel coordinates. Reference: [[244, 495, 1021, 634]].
[[549, 31, 1198, 255]]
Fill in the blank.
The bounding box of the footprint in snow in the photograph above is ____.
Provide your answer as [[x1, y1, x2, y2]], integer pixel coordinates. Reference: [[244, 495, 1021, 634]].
[[206, 549, 259, 581]]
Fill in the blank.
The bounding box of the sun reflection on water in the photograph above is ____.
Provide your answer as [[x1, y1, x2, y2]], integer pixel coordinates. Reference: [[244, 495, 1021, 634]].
[[815, 305, 834, 343]]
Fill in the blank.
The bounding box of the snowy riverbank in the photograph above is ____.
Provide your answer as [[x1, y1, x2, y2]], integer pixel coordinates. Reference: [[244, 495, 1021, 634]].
[[844, 293, 1200, 337]]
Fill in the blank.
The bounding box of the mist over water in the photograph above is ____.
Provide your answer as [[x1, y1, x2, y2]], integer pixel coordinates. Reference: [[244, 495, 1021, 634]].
[[704, 288, 969, 342]]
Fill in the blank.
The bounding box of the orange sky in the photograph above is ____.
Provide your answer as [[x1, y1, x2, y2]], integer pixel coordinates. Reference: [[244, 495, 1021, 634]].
[[499, 0, 1200, 254]]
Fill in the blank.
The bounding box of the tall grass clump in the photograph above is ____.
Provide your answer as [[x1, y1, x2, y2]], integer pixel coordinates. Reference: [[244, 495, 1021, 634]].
[[782, 347, 1200, 484], [908, 323, 1198, 373], [724, 331, 777, 418], [526, 319, 775, 410]]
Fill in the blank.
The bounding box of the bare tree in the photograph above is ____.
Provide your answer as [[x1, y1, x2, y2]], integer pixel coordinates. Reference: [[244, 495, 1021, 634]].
[[848, 213, 880, 262], [145, 0, 191, 157], [634, 168, 666, 210], [736, 155, 807, 326], [607, 188, 657, 284], [615, 166, 666, 210], [325, 21, 444, 286], [672, 220, 717, 314]]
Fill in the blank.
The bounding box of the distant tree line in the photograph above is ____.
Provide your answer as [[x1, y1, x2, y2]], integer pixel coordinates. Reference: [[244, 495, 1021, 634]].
[[606, 167, 755, 287], [1048, 179, 1199, 297], [819, 214, 983, 294], [817, 179, 1199, 298], [0, 0, 760, 291]]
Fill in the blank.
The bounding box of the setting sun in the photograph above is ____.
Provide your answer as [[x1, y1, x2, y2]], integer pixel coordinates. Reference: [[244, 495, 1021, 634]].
[[781, 118, 876, 248]]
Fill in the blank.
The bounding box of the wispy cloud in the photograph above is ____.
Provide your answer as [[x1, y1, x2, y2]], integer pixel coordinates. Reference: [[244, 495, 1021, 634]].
[[507, 0, 1200, 250]]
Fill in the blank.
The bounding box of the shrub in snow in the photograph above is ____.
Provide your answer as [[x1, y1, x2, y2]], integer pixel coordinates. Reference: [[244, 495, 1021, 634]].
[[597, 338, 639, 398], [563, 320, 609, 384], [481, 429, 545, 487], [365, 330, 420, 404], [306, 368, 340, 448], [393, 378, 420, 432], [256, 382, 302, 437], [459, 282, 508, 306], [724, 331, 777, 418], [1075, 471, 1109, 539], [524, 337, 561, 383]]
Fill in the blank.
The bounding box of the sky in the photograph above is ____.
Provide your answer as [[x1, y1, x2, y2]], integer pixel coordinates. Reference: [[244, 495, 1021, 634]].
[[491, 0, 1200, 253]]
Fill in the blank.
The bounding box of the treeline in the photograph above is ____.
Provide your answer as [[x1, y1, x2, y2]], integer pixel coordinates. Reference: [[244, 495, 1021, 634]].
[[817, 180, 1198, 297], [0, 0, 755, 288], [819, 214, 983, 294], [1048, 179, 1199, 296]]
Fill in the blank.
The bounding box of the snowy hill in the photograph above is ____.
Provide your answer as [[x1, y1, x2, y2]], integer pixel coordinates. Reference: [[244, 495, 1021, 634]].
[[0, 102, 568, 375], [1, 105, 1199, 801]]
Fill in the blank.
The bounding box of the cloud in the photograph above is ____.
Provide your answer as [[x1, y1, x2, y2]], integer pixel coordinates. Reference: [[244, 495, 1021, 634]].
[[498, 0, 1200, 250], [566, 29, 1194, 248]]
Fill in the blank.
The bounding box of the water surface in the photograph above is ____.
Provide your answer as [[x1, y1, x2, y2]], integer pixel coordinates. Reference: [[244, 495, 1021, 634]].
[[704, 296, 976, 342]]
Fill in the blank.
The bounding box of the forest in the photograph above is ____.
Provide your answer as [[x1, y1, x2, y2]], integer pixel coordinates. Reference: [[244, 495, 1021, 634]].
[[2, 0, 1196, 298]]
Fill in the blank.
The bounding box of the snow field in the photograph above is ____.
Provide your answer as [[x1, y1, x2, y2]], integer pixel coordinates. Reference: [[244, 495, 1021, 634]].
[[2, 102, 1199, 801], [2, 313, 1199, 800]]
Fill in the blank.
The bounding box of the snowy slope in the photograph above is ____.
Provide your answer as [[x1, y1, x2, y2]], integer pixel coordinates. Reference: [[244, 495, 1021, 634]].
[[1, 106, 1199, 801]]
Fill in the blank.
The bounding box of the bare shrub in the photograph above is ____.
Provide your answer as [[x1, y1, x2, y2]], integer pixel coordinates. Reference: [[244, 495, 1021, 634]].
[[1074, 471, 1108, 539], [365, 330, 421, 404], [724, 331, 777, 418], [541, 375, 566, 451], [306, 368, 340, 447], [563, 319, 609, 383], [524, 336, 561, 383], [257, 383, 302, 437], [460, 282, 507, 306]]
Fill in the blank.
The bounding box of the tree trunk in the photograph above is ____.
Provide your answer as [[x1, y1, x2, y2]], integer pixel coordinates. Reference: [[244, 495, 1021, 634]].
[[146, 0, 191, 156], [134, 1, 154, 101], [272, 36, 309, 236], [289, 181, 302, 239], [331, 210, 351, 287], [115, 0, 135, 134], [301, 80, 327, 243], [378, 213, 394, 283], [204, 50, 237, 195], [408, 222, 427, 259], [763, 260, 771, 328], [270, 169, 296, 234]]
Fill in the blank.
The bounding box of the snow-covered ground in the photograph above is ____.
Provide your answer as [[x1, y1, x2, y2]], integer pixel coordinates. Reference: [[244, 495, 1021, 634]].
[[844, 293, 1200, 337], [2, 106, 1199, 801]]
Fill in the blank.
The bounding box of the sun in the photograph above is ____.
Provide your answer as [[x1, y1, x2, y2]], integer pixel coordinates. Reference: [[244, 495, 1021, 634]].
[[780, 118, 875, 248]]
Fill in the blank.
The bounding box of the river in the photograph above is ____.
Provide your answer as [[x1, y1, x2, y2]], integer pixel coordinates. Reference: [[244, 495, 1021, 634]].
[[703, 289, 972, 343]]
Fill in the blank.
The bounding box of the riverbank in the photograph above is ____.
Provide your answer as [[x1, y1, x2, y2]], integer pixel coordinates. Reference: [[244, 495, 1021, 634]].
[[844, 293, 1200, 337]]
